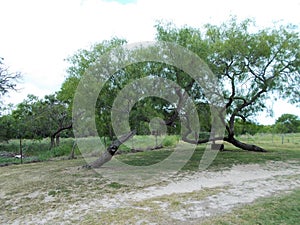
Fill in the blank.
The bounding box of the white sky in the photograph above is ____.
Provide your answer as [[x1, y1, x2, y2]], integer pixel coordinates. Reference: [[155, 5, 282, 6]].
[[0, 0, 299, 124]]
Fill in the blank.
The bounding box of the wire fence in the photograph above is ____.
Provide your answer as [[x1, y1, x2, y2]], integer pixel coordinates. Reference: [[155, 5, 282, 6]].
[[237, 133, 300, 146]]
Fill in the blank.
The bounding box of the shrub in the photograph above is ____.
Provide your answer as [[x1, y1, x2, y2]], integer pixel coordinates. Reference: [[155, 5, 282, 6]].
[[162, 135, 179, 147]]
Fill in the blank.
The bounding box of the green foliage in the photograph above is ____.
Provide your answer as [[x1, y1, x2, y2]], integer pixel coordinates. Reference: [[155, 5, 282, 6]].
[[58, 38, 127, 111], [234, 119, 263, 135], [162, 135, 179, 147], [275, 113, 300, 133], [0, 94, 72, 146], [106, 182, 124, 189], [0, 114, 15, 141], [155, 17, 300, 147]]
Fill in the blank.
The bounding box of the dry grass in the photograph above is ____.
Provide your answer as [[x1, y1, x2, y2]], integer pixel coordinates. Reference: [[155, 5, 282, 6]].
[[1, 134, 300, 224], [0, 158, 132, 224], [0, 158, 227, 224]]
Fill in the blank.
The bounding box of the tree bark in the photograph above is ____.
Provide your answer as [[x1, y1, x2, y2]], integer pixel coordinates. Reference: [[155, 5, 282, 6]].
[[50, 136, 55, 149], [69, 140, 77, 159], [224, 137, 267, 152], [85, 130, 136, 168], [50, 124, 72, 149], [182, 134, 267, 152], [55, 133, 60, 146]]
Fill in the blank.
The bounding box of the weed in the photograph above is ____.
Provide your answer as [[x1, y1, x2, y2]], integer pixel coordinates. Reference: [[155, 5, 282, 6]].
[[107, 182, 124, 189], [48, 190, 57, 196]]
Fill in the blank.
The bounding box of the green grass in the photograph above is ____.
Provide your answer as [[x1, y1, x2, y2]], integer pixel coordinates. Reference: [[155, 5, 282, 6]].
[[1, 133, 299, 170], [182, 144, 300, 171], [3, 132, 298, 170], [117, 148, 174, 166], [0, 138, 79, 165], [118, 135, 179, 152], [202, 189, 300, 225], [0, 135, 179, 166], [116, 138, 300, 172]]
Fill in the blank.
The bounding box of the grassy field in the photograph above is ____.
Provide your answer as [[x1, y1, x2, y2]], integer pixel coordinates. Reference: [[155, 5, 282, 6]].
[[118, 133, 300, 171], [0, 133, 299, 224], [0, 138, 76, 165], [0, 135, 179, 166], [1, 133, 299, 168]]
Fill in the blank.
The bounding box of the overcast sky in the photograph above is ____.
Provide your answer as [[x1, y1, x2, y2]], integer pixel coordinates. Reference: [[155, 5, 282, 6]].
[[0, 0, 299, 124]]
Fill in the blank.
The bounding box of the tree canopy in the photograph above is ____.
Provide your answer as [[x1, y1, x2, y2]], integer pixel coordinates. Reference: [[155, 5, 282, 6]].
[[155, 18, 299, 151], [62, 17, 300, 153]]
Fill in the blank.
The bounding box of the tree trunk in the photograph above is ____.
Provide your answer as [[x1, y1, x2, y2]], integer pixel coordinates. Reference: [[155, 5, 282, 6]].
[[50, 136, 55, 149], [85, 130, 136, 168], [86, 150, 113, 168], [55, 133, 60, 146], [224, 137, 267, 152], [182, 134, 267, 152], [69, 140, 77, 159], [49, 124, 72, 149]]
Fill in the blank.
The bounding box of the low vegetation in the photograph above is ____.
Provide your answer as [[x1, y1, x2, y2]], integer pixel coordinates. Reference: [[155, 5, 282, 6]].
[[202, 189, 300, 225], [1, 133, 299, 168]]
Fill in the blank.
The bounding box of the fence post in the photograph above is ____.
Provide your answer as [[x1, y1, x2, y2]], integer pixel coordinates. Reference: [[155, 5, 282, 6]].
[[19, 138, 23, 164]]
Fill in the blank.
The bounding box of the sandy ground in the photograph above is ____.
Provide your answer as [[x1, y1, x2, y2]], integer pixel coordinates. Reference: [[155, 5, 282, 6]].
[[3, 160, 300, 224], [97, 160, 300, 221]]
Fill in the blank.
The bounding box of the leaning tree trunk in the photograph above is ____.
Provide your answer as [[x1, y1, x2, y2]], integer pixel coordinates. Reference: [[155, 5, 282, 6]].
[[224, 136, 267, 152], [182, 132, 267, 152], [85, 130, 136, 168]]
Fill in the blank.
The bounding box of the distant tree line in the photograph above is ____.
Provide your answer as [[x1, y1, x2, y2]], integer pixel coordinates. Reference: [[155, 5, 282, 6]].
[[234, 113, 300, 135]]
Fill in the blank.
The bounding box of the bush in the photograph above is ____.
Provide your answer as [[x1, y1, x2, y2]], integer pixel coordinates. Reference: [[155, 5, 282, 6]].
[[162, 135, 179, 147]]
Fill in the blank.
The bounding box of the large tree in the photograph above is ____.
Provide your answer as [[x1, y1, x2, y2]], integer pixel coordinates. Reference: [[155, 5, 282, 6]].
[[155, 18, 300, 152], [64, 18, 300, 168]]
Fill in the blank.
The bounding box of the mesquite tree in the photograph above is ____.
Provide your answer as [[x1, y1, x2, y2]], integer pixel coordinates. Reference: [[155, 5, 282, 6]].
[[67, 18, 300, 168], [156, 18, 300, 152]]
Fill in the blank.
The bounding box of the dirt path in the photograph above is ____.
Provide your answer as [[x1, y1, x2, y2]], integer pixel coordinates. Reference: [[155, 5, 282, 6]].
[[95, 160, 300, 221], [3, 160, 300, 224]]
